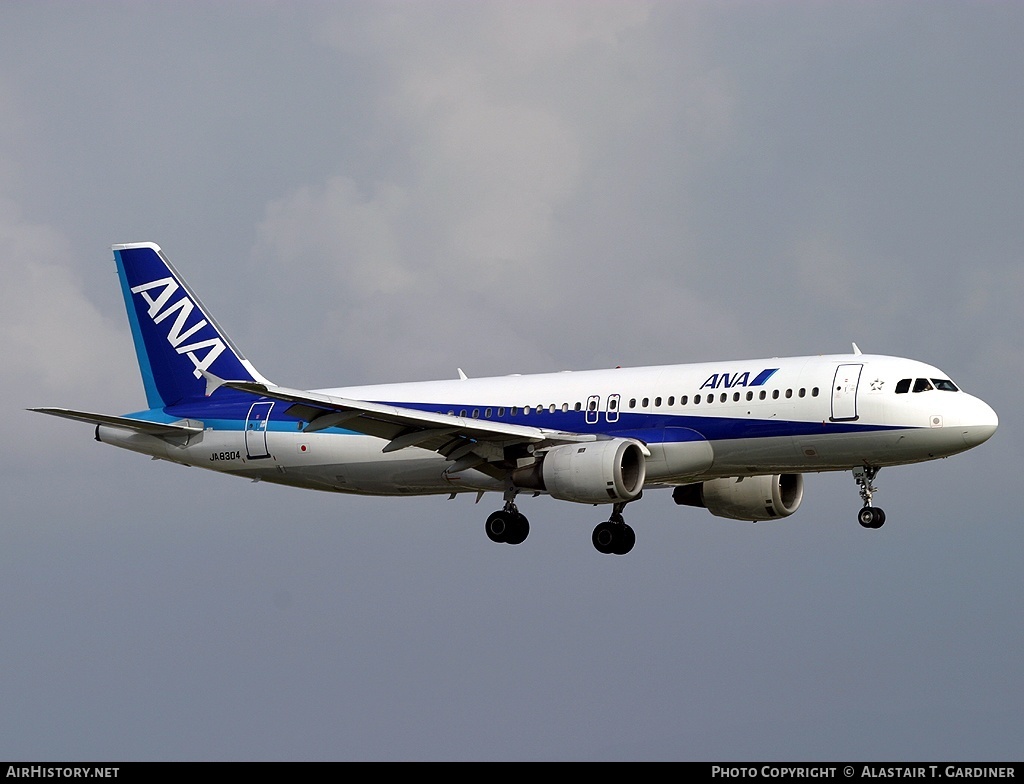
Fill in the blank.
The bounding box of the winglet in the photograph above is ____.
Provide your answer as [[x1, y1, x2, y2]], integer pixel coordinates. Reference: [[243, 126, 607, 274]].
[[457, 368, 468, 380], [852, 342, 862, 355]]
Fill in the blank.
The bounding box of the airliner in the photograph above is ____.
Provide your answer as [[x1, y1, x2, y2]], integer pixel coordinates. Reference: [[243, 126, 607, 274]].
[[32, 243, 998, 555]]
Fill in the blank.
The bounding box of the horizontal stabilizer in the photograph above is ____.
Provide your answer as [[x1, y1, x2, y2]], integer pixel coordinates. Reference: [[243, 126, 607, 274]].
[[29, 407, 203, 436]]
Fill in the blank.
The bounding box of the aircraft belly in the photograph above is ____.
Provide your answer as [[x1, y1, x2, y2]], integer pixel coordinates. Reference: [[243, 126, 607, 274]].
[[708, 425, 971, 475], [712, 431, 892, 473], [876, 426, 978, 462], [277, 457, 500, 495], [644, 439, 714, 483], [706, 435, 801, 474], [98, 425, 485, 494], [259, 431, 499, 495]]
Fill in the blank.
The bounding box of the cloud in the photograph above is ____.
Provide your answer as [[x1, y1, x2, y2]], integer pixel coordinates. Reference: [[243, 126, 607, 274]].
[[257, 176, 413, 297], [0, 199, 141, 467], [250, 3, 748, 382], [0, 201, 127, 398]]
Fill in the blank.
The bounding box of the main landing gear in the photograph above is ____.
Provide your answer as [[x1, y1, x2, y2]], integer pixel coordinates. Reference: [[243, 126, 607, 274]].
[[485, 490, 530, 545], [591, 500, 636, 555], [853, 466, 886, 529], [484, 491, 639, 554]]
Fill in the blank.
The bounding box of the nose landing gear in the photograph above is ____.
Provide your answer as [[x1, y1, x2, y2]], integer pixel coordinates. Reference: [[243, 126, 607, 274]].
[[853, 466, 886, 529]]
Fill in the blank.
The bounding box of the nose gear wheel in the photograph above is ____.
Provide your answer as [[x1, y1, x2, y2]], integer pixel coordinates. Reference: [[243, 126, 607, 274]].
[[853, 466, 885, 529]]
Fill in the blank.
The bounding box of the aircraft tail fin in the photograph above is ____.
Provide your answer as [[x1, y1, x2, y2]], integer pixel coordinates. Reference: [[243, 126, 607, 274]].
[[112, 243, 270, 408]]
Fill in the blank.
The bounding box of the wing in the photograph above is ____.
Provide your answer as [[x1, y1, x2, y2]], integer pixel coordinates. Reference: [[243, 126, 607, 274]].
[[216, 379, 602, 475]]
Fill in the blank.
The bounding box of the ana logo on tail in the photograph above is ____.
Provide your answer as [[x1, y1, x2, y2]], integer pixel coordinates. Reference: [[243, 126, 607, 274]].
[[130, 277, 226, 378]]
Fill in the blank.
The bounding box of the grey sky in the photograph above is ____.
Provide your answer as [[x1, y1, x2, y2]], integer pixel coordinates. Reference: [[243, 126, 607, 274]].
[[2, 1, 1021, 761]]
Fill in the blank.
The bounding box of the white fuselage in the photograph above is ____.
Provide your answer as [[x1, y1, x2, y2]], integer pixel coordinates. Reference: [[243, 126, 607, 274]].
[[98, 353, 998, 499]]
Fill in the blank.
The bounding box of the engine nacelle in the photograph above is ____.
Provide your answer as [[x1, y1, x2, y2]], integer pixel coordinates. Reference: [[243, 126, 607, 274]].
[[672, 474, 804, 521], [514, 439, 647, 504]]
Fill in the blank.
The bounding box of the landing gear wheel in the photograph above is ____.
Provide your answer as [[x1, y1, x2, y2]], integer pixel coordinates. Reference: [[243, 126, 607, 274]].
[[592, 521, 635, 555], [592, 522, 618, 554], [852, 467, 885, 529], [858, 507, 886, 529], [505, 513, 530, 545], [485, 510, 530, 545], [614, 523, 636, 555], [486, 510, 511, 543]]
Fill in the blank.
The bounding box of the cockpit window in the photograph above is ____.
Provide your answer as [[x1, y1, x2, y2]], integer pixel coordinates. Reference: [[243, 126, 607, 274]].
[[897, 377, 957, 393]]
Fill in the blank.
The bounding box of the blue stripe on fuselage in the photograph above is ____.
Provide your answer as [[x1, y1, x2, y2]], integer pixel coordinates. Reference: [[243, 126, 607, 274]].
[[131, 395, 911, 443]]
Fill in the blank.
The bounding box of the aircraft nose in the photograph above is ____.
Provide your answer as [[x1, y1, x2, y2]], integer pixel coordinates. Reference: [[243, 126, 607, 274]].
[[961, 397, 998, 448]]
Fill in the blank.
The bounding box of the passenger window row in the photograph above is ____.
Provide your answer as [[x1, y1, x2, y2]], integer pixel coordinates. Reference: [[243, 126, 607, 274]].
[[629, 387, 819, 408], [442, 387, 823, 418]]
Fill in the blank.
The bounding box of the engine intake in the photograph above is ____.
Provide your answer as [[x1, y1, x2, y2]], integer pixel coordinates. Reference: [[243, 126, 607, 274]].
[[673, 474, 804, 521], [513, 439, 647, 504]]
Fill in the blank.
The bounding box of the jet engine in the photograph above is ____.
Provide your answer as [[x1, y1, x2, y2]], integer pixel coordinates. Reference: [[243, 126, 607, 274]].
[[672, 474, 804, 521], [513, 439, 647, 504]]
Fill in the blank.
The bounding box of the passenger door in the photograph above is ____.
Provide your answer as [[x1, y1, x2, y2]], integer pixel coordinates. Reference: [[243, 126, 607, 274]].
[[831, 364, 862, 421], [245, 401, 274, 459]]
